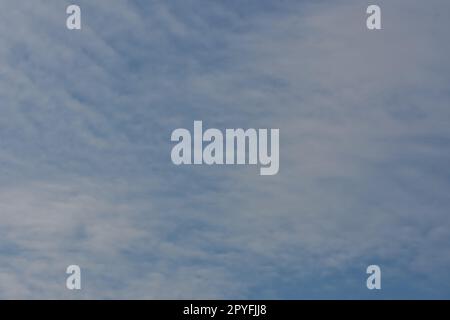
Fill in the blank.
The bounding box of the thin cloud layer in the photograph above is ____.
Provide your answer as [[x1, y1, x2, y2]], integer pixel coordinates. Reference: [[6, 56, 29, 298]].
[[0, 0, 449, 298]]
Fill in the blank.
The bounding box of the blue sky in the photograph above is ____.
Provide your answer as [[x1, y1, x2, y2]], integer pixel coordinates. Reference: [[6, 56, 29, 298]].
[[0, 0, 449, 299]]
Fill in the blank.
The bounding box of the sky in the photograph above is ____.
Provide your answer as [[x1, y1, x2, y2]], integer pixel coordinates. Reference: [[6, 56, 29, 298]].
[[0, 0, 449, 299]]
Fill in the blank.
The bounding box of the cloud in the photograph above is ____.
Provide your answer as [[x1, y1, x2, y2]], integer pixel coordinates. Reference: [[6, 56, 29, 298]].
[[0, 0, 449, 298]]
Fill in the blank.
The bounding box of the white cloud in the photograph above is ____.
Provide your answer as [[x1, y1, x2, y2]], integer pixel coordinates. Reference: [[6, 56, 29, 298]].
[[0, 0, 449, 298]]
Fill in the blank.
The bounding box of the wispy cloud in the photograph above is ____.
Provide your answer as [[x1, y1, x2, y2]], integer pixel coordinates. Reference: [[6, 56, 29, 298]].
[[0, 0, 449, 299]]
